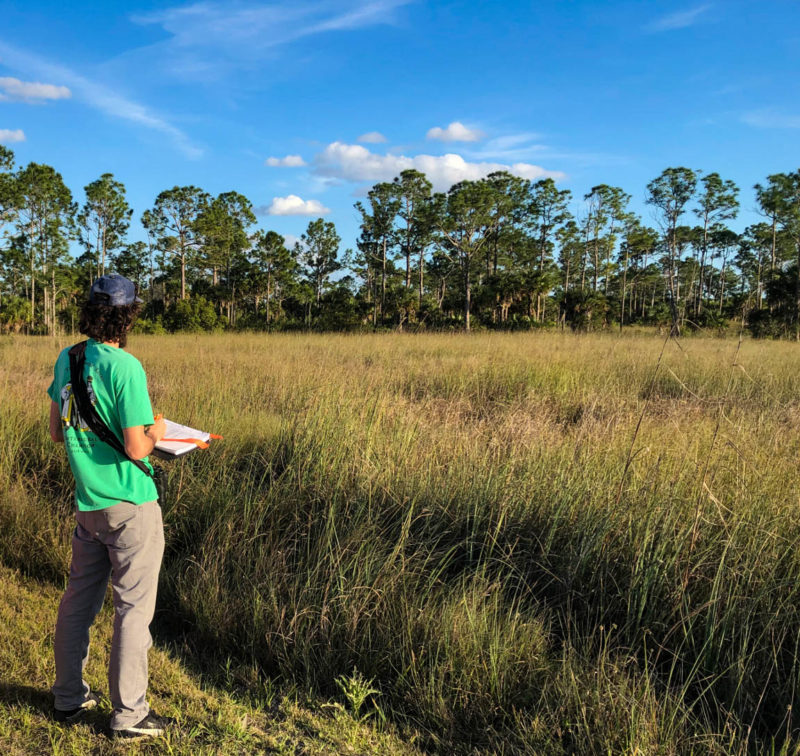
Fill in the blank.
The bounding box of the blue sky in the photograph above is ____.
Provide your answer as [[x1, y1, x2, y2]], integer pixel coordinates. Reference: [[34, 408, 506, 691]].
[[1, 0, 799, 251]]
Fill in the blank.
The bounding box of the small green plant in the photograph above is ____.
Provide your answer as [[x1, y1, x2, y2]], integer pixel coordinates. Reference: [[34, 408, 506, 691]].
[[335, 669, 382, 723]]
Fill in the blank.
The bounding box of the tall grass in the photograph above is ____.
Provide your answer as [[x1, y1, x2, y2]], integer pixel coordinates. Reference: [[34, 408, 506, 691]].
[[3, 331, 800, 753]]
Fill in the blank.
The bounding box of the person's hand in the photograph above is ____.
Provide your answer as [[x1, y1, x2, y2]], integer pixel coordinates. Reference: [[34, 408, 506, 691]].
[[146, 415, 166, 444]]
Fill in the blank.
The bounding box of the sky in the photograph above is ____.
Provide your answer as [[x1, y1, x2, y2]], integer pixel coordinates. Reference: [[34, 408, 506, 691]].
[[1, 0, 799, 251]]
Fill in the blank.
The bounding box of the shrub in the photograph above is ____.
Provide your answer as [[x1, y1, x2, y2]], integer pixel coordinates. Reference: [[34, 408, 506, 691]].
[[162, 296, 224, 332]]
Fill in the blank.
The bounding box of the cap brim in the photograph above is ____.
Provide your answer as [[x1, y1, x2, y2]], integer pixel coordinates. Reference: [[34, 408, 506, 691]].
[[134, 296, 143, 303]]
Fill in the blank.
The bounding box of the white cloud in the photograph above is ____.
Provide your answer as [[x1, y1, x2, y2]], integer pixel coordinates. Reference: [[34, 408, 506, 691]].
[[265, 154, 307, 167], [646, 4, 711, 32], [0, 77, 71, 103], [742, 109, 800, 129], [0, 40, 202, 159], [313, 142, 564, 191], [426, 121, 485, 142], [262, 195, 331, 216], [357, 131, 387, 144], [0, 129, 25, 143]]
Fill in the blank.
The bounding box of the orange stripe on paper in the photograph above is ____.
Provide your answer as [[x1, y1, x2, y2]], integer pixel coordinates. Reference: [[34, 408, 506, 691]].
[[161, 437, 210, 449]]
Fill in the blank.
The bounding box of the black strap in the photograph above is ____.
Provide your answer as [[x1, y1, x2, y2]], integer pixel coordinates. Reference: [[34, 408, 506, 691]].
[[67, 341, 154, 479]]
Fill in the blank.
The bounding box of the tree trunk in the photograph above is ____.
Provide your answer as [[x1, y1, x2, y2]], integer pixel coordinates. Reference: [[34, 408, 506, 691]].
[[51, 267, 57, 336], [101, 226, 107, 276], [756, 257, 763, 309], [381, 237, 387, 325], [29, 238, 35, 332], [620, 248, 629, 332], [405, 234, 411, 289], [418, 249, 424, 310], [580, 248, 587, 293], [180, 248, 187, 300], [697, 221, 708, 316], [464, 260, 471, 332], [266, 269, 272, 325], [771, 217, 777, 275], [796, 241, 800, 341], [667, 225, 680, 336]]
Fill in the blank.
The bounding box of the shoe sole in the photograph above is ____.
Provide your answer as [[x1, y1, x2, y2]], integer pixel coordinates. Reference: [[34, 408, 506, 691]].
[[111, 726, 165, 739]]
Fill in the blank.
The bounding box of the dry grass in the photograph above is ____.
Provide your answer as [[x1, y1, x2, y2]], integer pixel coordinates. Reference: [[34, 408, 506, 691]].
[[3, 330, 800, 753]]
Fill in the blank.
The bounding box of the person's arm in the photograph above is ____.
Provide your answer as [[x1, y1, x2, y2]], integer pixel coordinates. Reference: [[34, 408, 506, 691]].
[[123, 417, 166, 460], [49, 401, 64, 443], [115, 356, 164, 461]]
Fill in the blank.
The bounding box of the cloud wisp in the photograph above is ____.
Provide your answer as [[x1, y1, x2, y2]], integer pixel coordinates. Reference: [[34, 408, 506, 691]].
[[0, 77, 71, 102], [741, 109, 800, 129], [645, 4, 711, 32], [0, 129, 25, 143], [357, 131, 388, 144], [0, 40, 202, 158], [131, 0, 413, 79], [313, 141, 564, 191], [427, 121, 485, 142], [261, 194, 331, 215], [464, 132, 548, 160], [265, 154, 307, 166]]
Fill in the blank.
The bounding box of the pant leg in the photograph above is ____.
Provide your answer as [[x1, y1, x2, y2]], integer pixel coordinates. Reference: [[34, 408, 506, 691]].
[[103, 501, 165, 730], [52, 512, 111, 711]]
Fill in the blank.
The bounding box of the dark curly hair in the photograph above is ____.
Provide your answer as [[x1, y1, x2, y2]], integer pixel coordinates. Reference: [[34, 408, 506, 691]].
[[79, 302, 141, 348]]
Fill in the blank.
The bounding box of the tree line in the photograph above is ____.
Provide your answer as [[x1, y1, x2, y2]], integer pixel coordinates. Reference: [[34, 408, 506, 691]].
[[2, 143, 800, 337]]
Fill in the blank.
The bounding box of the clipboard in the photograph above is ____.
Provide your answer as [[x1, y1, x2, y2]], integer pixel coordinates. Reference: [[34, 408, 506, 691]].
[[153, 418, 222, 458]]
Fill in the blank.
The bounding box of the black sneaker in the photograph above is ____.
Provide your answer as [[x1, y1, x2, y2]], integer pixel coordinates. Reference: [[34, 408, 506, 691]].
[[53, 692, 100, 724], [111, 712, 173, 739]]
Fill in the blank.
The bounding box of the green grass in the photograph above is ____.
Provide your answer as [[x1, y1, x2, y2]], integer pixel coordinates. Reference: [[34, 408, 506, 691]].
[[0, 565, 419, 754], [4, 331, 800, 753]]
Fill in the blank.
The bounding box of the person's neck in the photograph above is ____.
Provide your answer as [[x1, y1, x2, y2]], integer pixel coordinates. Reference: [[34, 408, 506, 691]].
[[101, 340, 120, 348]]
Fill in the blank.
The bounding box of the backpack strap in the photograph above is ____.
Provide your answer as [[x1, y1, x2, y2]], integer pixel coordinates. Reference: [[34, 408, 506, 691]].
[[67, 341, 154, 479]]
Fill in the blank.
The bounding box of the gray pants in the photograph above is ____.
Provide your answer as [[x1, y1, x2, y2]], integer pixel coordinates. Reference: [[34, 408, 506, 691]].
[[52, 500, 164, 729]]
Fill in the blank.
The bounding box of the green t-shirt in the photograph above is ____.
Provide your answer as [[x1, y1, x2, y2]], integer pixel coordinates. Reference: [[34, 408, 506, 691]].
[[47, 339, 158, 511]]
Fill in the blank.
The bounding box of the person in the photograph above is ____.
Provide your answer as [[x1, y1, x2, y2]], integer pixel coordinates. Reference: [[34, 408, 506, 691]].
[[47, 273, 169, 739]]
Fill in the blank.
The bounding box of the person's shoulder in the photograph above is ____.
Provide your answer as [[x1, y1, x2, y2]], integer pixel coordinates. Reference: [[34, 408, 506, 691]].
[[110, 348, 146, 376], [115, 348, 142, 365], [85, 342, 142, 373], [54, 345, 72, 365]]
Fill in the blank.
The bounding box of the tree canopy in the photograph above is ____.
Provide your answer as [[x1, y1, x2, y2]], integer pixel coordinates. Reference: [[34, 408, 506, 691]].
[[2, 146, 800, 338]]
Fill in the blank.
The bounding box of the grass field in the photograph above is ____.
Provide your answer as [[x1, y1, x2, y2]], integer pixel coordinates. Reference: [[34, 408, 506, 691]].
[[0, 564, 419, 755], [3, 330, 800, 754]]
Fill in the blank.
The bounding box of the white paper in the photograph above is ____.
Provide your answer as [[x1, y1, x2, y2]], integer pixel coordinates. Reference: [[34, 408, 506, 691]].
[[154, 418, 212, 457]]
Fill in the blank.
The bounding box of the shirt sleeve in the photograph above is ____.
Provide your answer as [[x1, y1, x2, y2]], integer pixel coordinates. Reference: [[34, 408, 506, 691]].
[[115, 358, 156, 429], [47, 351, 65, 402]]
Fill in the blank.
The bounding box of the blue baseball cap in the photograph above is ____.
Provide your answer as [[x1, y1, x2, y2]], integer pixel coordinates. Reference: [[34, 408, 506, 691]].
[[89, 274, 142, 306]]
